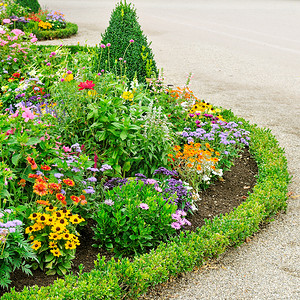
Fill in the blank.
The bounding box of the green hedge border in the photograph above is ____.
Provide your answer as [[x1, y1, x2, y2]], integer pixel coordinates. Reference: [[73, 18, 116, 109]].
[[32, 22, 78, 41], [0, 111, 290, 299]]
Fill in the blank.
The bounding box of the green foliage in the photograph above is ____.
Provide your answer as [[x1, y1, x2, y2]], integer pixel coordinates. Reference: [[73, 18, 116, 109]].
[[31, 22, 78, 40], [96, 1, 158, 83], [15, 0, 41, 14], [92, 179, 178, 256]]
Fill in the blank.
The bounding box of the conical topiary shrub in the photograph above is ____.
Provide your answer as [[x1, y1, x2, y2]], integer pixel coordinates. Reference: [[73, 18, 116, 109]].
[[96, 0, 158, 83], [15, 0, 41, 13]]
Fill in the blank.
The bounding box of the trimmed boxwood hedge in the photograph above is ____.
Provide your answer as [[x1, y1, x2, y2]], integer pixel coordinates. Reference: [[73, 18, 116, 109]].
[[0, 110, 290, 299], [32, 22, 78, 41], [15, 0, 41, 14]]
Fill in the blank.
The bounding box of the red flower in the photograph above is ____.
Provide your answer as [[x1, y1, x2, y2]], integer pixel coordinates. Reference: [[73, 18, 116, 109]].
[[78, 80, 95, 91], [63, 178, 75, 187], [56, 193, 66, 205], [41, 165, 51, 171], [70, 195, 80, 203], [12, 72, 20, 78], [28, 173, 39, 179]]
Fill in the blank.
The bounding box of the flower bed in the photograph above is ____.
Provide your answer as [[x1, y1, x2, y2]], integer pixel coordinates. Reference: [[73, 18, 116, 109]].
[[0, 1, 290, 299], [0, 0, 77, 40]]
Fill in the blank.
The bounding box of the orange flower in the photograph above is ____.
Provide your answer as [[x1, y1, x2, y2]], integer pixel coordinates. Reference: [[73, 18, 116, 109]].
[[173, 145, 181, 151], [63, 178, 75, 187], [41, 165, 51, 171], [70, 195, 80, 203], [33, 182, 48, 196], [56, 193, 66, 205], [79, 195, 85, 200], [18, 179, 26, 187], [27, 157, 38, 170], [36, 200, 50, 206]]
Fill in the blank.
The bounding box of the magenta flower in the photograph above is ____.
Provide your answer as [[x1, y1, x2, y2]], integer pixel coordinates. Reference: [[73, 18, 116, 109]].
[[46, 63, 51, 66], [146, 179, 157, 185], [139, 203, 149, 210], [62, 145, 71, 152], [100, 44, 106, 48], [106, 43, 111, 47], [171, 222, 181, 230], [129, 39, 134, 43]]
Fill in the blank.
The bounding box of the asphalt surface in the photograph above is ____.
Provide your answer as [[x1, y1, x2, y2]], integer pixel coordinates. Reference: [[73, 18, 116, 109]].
[[38, 0, 300, 299]]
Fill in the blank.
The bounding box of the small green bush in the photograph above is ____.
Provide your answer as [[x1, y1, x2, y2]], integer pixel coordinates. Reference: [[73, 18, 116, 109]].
[[15, 0, 41, 14], [96, 0, 158, 83], [32, 22, 78, 41]]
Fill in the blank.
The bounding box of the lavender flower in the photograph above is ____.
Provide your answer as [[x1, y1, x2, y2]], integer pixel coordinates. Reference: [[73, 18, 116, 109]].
[[54, 173, 64, 178], [100, 164, 112, 172], [87, 176, 97, 182]]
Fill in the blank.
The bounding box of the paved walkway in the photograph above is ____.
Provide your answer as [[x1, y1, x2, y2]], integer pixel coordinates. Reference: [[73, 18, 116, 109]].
[[38, 0, 300, 299]]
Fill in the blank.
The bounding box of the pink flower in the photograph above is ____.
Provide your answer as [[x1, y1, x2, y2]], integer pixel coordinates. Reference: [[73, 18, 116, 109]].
[[9, 110, 19, 118], [106, 43, 111, 47], [62, 145, 71, 152], [129, 39, 134, 43], [3, 19, 11, 24], [21, 107, 34, 122], [40, 137, 45, 141], [31, 37, 38, 43], [0, 30, 6, 34], [139, 203, 149, 210], [13, 58, 17, 62], [46, 63, 51, 66], [11, 29, 24, 36], [100, 44, 106, 48]]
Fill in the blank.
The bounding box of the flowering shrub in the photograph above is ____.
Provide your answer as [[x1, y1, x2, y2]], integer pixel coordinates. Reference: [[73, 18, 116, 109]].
[[0, 208, 37, 289], [92, 179, 186, 256]]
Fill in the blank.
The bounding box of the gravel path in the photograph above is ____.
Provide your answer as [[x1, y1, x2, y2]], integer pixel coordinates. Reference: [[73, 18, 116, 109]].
[[38, 0, 300, 299]]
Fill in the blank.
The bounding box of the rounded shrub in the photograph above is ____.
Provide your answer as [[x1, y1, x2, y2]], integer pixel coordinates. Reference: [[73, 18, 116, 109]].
[[95, 0, 158, 83], [15, 0, 41, 14]]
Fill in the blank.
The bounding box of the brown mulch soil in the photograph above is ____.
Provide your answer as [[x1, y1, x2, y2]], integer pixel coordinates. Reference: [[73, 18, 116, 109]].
[[0, 147, 258, 298]]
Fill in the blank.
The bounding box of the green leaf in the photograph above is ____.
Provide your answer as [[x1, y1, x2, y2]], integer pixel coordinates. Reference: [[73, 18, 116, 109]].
[[120, 130, 128, 140], [12, 153, 22, 166], [25, 137, 41, 146], [45, 269, 56, 276], [44, 254, 55, 262], [123, 161, 131, 172]]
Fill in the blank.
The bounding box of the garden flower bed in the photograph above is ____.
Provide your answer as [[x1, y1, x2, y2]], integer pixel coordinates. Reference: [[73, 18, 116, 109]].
[[0, 1, 290, 299], [0, 0, 77, 40]]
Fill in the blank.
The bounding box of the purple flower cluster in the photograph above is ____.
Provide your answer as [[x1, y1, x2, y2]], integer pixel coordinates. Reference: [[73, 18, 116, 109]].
[[163, 178, 192, 211], [153, 167, 178, 177], [46, 11, 66, 23], [182, 120, 250, 147], [100, 164, 112, 172], [0, 210, 23, 238], [104, 177, 128, 190]]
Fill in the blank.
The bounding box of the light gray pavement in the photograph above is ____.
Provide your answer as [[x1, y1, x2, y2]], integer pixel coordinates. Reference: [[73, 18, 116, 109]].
[[38, 0, 300, 299]]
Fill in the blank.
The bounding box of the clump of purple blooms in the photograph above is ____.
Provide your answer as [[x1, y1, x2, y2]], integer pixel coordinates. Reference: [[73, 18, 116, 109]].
[[0, 210, 23, 244], [104, 167, 192, 211]]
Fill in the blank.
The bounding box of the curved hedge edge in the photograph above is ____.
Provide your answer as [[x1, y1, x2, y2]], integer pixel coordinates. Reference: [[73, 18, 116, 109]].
[[0, 112, 290, 300], [32, 22, 78, 41]]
